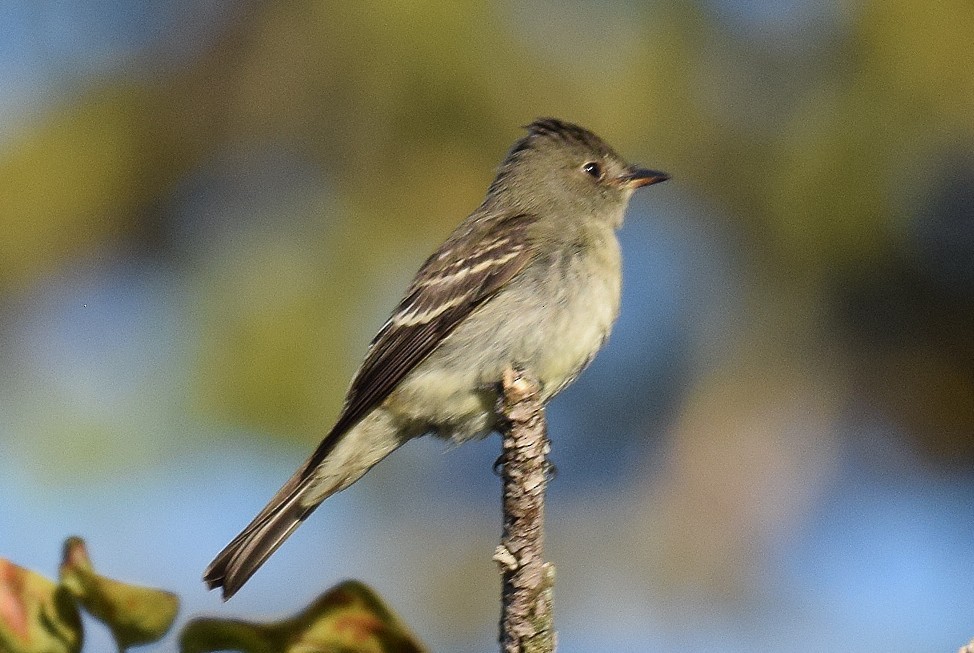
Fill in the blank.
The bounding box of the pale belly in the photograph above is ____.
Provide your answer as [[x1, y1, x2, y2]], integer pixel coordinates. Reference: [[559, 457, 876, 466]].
[[384, 236, 622, 442]]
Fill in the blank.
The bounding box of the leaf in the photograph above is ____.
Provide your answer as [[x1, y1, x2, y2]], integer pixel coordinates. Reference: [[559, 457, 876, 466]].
[[58, 537, 179, 650], [0, 557, 82, 653], [180, 580, 426, 653]]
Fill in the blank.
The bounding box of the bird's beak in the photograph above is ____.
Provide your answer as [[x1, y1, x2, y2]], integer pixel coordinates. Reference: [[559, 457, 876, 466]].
[[618, 167, 670, 189]]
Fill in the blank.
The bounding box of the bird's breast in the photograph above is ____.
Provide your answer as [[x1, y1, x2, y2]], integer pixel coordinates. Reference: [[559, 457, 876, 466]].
[[385, 227, 622, 440], [523, 232, 622, 400]]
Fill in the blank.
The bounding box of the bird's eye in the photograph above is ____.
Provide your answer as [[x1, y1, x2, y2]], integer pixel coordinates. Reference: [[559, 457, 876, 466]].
[[582, 161, 602, 179]]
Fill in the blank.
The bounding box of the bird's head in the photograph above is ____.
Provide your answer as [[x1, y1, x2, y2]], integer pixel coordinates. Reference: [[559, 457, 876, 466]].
[[488, 118, 668, 226]]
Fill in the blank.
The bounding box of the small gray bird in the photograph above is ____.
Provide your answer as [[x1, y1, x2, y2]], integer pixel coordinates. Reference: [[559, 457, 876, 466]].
[[204, 118, 668, 598]]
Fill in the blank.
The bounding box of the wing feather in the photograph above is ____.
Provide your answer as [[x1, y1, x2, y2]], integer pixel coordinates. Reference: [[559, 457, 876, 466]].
[[301, 212, 537, 473]]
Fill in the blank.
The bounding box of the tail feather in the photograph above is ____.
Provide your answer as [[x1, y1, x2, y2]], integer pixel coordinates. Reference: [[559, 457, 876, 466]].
[[203, 472, 334, 600], [204, 409, 407, 599]]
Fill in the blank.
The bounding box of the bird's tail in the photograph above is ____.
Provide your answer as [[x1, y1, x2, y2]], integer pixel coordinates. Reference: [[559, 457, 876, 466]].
[[203, 409, 411, 599], [202, 465, 335, 600]]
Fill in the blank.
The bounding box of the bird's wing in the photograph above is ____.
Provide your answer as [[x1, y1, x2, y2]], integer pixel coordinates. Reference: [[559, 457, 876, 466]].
[[304, 211, 537, 472], [204, 212, 537, 598]]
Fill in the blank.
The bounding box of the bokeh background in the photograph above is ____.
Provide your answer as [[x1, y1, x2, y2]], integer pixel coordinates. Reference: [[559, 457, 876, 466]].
[[2, 1, 973, 651]]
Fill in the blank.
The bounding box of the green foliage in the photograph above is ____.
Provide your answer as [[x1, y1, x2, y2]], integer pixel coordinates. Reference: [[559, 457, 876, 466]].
[[1, 540, 424, 653], [0, 558, 81, 653], [0, 537, 176, 652], [58, 538, 179, 651], [180, 580, 427, 653]]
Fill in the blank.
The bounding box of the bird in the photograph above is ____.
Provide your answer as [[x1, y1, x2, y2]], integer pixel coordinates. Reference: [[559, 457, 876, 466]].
[[203, 118, 669, 599]]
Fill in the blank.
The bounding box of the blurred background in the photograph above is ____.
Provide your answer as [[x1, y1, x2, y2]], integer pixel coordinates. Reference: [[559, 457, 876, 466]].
[[1, 1, 972, 651]]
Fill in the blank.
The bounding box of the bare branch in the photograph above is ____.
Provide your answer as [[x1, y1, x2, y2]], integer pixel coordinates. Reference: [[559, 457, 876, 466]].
[[495, 368, 555, 653]]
